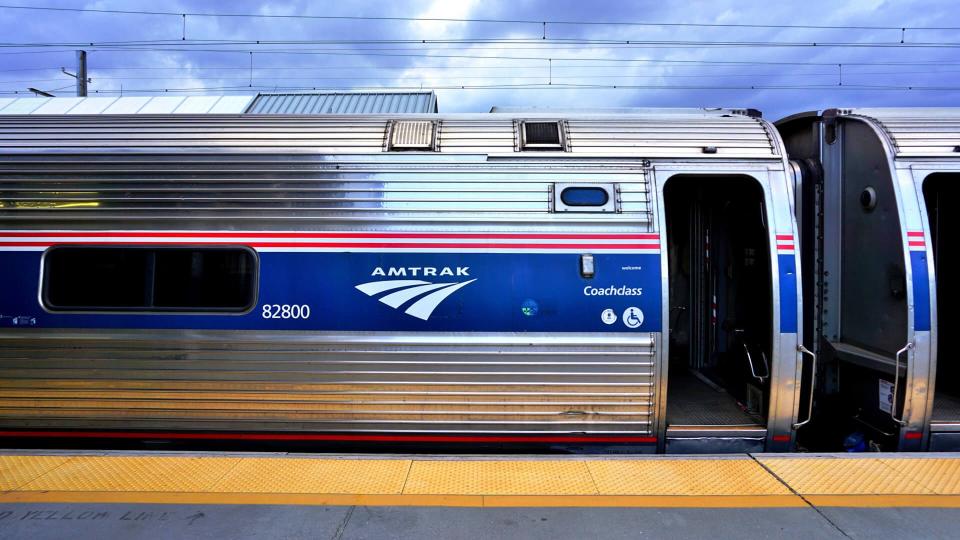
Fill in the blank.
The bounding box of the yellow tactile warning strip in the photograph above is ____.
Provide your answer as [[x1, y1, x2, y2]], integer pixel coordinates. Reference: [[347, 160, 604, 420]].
[[755, 455, 960, 507], [216, 458, 411, 495], [587, 459, 791, 496], [2, 453, 960, 508], [0, 455, 72, 491], [403, 460, 597, 496]]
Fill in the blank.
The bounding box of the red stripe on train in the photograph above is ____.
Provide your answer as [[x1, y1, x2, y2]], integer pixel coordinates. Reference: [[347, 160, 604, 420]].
[[0, 232, 661, 240], [775, 234, 794, 241], [908, 241, 926, 247], [0, 241, 663, 250], [0, 430, 657, 444], [0, 242, 663, 250], [907, 231, 925, 238]]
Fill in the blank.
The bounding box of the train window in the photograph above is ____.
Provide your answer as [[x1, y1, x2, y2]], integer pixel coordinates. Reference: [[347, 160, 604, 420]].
[[561, 186, 610, 207], [552, 183, 617, 213], [42, 246, 257, 313]]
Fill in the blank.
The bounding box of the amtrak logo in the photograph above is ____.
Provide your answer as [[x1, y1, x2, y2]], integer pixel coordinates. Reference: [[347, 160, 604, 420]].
[[355, 274, 477, 321]]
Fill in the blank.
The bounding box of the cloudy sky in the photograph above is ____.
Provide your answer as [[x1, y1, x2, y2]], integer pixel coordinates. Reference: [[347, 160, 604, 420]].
[[1, 0, 958, 119]]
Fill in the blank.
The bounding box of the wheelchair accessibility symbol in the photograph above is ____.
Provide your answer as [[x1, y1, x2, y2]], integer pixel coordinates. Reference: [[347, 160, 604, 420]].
[[623, 307, 644, 329]]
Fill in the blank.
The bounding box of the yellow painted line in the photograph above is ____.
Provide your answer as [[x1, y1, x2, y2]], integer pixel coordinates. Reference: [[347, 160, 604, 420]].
[[0, 491, 808, 508], [805, 495, 960, 508], [481, 495, 805, 508]]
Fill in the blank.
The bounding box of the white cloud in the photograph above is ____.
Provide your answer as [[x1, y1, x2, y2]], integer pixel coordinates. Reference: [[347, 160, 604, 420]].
[[410, 0, 483, 36]]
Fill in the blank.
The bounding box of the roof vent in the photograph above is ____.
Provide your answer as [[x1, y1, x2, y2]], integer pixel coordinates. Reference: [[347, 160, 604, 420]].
[[387, 120, 437, 151], [520, 120, 565, 150]]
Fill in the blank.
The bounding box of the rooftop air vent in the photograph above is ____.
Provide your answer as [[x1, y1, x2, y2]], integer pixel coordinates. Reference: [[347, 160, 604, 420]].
[[520, 120, 566, 151], [387, 120, 437, 151]]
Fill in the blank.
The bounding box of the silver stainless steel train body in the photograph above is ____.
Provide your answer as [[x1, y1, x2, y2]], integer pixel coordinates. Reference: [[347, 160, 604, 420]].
[[0, 109, 806, 452], [778, 108, 959, 451]]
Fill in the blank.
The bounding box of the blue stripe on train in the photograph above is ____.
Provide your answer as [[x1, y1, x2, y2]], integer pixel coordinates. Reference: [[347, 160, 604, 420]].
[[778, 254, 798, 333], [911, 250, 931, 332], [0, 251, 662, 333]]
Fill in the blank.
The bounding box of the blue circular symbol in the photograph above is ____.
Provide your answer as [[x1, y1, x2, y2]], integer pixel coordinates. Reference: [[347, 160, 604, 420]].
[[521, 299, 539, 317]]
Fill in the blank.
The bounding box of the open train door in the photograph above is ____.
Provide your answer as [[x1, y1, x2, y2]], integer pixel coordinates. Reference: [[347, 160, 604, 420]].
[[660, 173, 804, 453], [777, 109, 937, 452]]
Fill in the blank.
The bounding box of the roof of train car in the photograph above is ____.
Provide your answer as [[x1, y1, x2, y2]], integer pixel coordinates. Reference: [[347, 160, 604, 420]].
[[778, 108, 960, 158], [248, 92, 437, 114], [0, 91, 438, 116], [0, 107, 782, 159]]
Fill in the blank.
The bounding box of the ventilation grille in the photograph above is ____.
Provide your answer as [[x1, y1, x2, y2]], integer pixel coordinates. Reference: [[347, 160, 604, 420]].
[[521, 121, 564, 150], [389, 120, 436, 150]]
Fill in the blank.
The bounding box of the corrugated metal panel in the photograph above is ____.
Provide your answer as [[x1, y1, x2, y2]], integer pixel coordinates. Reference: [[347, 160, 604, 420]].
[[438, 118, 517, 153], [0, 113, 778, 158], [0, 151, 653, 225], [843, 108, 960, 158], [246, 92, 438, 114], [566, 117, 776, 158], [0, 332, 656, 435]]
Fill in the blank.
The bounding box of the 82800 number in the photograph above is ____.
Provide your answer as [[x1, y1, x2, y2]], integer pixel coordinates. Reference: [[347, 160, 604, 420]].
[[261, 304, 311, 319]]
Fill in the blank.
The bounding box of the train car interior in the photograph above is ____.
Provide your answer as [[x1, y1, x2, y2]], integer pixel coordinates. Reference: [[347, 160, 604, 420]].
[[924, 174, 960, 426], [664, 176, 772, 436]]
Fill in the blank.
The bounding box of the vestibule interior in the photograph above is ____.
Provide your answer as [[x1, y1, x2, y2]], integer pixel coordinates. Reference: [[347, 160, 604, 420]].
[[665, 176, 772, 426], [925, 174, 960, 421]]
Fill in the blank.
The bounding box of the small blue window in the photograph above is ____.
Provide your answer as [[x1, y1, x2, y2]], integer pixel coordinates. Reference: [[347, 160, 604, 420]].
[[560, 186, 610, 207]]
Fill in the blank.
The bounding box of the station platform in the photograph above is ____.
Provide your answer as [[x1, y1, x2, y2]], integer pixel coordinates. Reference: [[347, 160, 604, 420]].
[[2, 450, 960, 539]]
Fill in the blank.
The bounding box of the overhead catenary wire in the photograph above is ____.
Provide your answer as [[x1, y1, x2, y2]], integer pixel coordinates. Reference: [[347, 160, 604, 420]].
[[12, 56, 960, 67], [2, 4, 957, 100], [5, 69, 959, 86], [0, 3, 957, 31], [3, 83, 960, 95], [4, 38, 960, 50], [10, 46, 960, 67]]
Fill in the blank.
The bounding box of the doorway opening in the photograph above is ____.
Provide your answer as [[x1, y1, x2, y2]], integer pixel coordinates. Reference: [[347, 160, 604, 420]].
[[924, 174, 960, 422], [665, 176, 772, 427]]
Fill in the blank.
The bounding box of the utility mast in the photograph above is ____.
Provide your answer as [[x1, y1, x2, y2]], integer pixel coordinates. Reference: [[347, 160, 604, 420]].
[[76, 50, 87, 97], [61, 50, 89, 97]]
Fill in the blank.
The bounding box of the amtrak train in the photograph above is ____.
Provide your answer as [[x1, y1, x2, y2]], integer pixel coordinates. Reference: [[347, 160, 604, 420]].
[[0, 102, 954, 453]]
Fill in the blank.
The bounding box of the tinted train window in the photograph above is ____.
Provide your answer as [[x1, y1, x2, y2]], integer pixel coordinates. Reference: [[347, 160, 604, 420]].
[[43, 246, 257, 312], [552, 183, 617, 213], [560, 186, 610, 207]]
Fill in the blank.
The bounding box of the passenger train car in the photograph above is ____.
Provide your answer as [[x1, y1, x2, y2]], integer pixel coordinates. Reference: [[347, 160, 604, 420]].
[[778, 108, 960, 452], [0, 107, 808, 453]]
